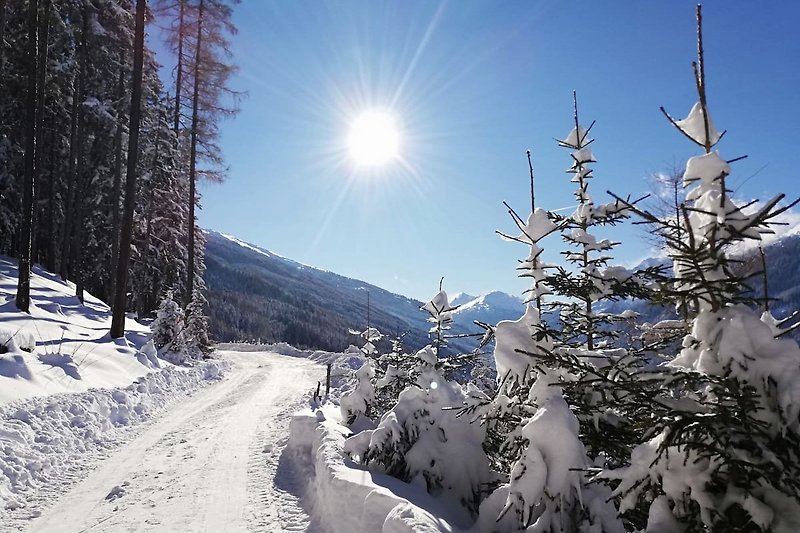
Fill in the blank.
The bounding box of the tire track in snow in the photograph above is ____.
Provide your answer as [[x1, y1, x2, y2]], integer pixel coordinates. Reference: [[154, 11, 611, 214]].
[[22, 351, 323, 533]]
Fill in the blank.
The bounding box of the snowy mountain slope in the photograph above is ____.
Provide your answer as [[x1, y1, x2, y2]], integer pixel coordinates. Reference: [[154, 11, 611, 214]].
[[449, 292, 477, 307], [451, 291, 525, 329], [598, 234, 800, 333], [203, 231, 475, 352], [0, 256, 156, 405]]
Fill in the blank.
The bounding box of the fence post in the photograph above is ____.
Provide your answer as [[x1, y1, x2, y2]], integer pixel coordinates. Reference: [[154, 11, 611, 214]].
[[325, 363, 331, 397]]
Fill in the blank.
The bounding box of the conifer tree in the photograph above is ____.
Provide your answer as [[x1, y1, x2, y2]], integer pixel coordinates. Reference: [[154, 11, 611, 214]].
[[604, 7, 800, 531], [151, 290, 184, 350], [185, 287, 213, 356]]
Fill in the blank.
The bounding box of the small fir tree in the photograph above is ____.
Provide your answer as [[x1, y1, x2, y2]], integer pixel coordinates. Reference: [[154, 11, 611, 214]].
[[151, 290, 185, 352], [185, 287, 213, 357]]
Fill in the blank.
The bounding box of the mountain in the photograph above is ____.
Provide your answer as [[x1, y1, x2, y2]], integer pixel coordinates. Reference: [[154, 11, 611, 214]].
[[598, 235, 800, 333], [450, 292, 477, 307], [203, 231, 475, 352], [452, 291, 525, 329], [203, 229, 800, 355]]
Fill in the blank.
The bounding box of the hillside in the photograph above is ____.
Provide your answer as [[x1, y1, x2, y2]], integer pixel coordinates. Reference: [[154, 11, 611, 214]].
[[203, 232, 446, 351]]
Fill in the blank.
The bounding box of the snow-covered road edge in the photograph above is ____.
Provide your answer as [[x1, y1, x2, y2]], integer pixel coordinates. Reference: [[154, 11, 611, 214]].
[[0, 357, 229, 522], [286, 409, 458, 533]]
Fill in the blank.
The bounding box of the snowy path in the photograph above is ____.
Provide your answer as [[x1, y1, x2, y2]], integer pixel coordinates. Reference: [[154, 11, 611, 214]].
[[26, 351, 323, 533]]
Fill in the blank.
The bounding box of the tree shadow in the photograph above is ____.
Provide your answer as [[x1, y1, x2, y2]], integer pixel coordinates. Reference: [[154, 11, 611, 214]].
[[0, 354, 33, 379], [39, 353, 81, 380]]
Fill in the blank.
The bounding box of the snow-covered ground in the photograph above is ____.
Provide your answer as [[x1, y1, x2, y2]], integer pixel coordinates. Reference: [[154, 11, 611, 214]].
[[19, 350, 323, 533], [0, 257, 156, 405], [0, 258, 475, 533]]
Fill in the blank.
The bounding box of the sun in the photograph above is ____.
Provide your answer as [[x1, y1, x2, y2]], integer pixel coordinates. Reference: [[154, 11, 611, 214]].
[[348, 110, 400, 166]]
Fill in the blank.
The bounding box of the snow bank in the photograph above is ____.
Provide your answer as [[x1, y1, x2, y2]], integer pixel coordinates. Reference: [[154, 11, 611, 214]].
[[0, 358, 227, 517], [286, 406, 462, 533], [217, 341, 365, 394]]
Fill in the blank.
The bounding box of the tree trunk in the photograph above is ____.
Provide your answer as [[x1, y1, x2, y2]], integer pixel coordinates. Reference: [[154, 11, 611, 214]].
[[186, 0, 204, 307], [0, 0, 7, 75], [59, 10, 87, 281], [32, 0, 50, 267], [173, 0, 185, 134], [110, 54, 126, 299], [47, 141, 58, 272], [16, 0, 38, 313], [110, 0, 146, 339]]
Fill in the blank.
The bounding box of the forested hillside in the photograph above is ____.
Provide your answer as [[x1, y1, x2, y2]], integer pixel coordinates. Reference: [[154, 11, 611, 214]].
[[204, 231, 439, 351], [0, 0, 238, 349]]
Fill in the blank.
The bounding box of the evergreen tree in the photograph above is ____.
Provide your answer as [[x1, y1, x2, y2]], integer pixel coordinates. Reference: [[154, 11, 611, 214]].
[[151, 290, 185, 351], [604, 8, 800, 531], [185, 287, 213, 356]]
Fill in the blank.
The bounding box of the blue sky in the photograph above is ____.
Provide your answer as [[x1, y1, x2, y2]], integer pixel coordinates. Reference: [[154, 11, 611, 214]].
[[182, 1, 800, 301]]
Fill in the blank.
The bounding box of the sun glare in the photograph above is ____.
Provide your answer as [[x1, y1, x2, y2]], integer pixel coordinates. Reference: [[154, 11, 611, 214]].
[[348, 111, 400, 166]]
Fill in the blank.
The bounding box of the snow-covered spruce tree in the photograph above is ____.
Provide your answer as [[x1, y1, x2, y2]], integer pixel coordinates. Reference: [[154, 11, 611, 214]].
[[516, 96, 673, 485], [604, 7, 800, 532], [340, 296, 382, 426], [343, 289, 492, 517], [185, 287, 213, 357], [423, 280, 457, 357], [470, 146, 631, 532], [339, 359, 377, 428], [151, 290, 186, 355], [373, 334, 417, 415]]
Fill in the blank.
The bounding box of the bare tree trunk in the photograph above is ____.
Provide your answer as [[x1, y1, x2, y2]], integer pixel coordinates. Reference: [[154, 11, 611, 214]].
[[32, 0, 50, 267], [16, 0, 39, 313], [110, 0, 146, 339], [110, 54, 126, 299], [59, 10, 86, 281], [186, 0, 204, 307], [47, 141, 58, 271], [0, 0, 7, 75]]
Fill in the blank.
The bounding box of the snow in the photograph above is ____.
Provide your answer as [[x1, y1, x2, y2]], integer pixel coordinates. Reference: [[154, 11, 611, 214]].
[[8, 351, 315, 533], [288, 404, 464, 532], [0, 256, 156, 406], [492, 304, 544, 385], [675, 101, 722, 147], [682, 151, 730, 186], [0, 355, 228, 527], [560, 125, 592, 148]]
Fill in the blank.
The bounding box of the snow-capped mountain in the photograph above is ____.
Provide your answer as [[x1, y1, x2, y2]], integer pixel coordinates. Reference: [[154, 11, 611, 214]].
[[451, 291, 525, 329], [449, 292, 477, 307]]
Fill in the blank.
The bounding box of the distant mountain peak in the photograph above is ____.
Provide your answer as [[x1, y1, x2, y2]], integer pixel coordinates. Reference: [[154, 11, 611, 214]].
[[450, 292, 477, 307]]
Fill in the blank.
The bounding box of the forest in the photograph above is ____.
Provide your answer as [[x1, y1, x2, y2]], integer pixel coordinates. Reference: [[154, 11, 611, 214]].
[[0, 0, 238, 346]]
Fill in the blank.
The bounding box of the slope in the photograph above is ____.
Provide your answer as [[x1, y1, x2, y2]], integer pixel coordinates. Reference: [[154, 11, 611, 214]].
[[203, 231, 452, 352]]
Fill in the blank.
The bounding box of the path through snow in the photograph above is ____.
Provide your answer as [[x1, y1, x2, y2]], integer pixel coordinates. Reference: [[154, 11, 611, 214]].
[[26, 350, 323, 533]]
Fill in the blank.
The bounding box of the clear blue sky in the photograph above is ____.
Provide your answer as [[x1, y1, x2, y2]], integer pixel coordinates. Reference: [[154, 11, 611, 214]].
[[182, 1, 800, 301]]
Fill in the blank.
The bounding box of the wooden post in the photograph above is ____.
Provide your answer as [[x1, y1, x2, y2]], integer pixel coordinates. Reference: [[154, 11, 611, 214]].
[[315, 381, 321, 403], [325, 363, 331, 397]]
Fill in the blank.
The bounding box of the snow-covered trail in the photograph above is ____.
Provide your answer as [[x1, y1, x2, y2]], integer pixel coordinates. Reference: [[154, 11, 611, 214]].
[[27, 350, 323, 533]]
